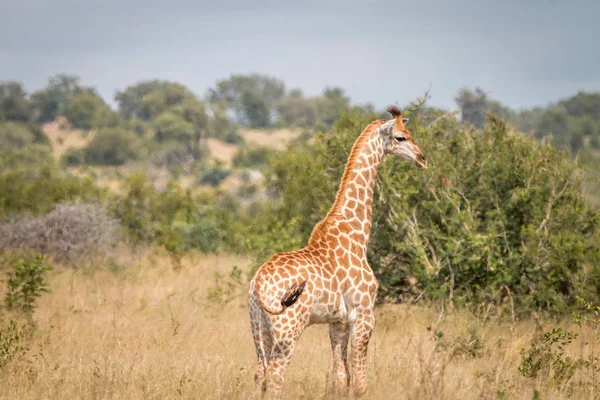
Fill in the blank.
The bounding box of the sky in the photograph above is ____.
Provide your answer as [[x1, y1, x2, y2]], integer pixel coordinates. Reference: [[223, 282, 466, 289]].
[[1, 0, 599, 111]]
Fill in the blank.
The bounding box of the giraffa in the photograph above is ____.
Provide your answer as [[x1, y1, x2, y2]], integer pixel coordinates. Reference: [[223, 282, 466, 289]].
[[248, 105, 427, 398]]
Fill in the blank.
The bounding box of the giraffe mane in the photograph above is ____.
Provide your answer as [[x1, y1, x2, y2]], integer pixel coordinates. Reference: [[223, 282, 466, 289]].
[[386, 105, 402, 117], [308, 119, 385, 244]]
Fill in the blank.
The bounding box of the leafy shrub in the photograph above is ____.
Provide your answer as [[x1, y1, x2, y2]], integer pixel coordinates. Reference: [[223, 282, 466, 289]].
[[0, 122, 50, 150], [3, 255, 52, 318], [0, 150, 105, 216], [171, 219, 224, 253], [113, 173, 237, 253], [148, 139, 209, 169], [61, 147, 85, 166], [519, 327, 590, 383], [206, 109, 242, 143], [223, 130, 244, 144], [232, 146, 273, 169], [154, 112, 195, 143], [116, 80, 192, 120], [63, 91, 108, 130], [0, 203, 120, 264], [0, 82, 31, 122], [0, 320, 26, 371], [199, 164, 231, 187], [83, 128, 139, 165]]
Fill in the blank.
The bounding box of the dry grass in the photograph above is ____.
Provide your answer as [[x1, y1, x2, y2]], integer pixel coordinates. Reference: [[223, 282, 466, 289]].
[[0, 251, 598, 399], [206, 138, 240, 167], [206, 128, 300, 168], [43, 117, 94, 159], [238, 128, 301, 150]]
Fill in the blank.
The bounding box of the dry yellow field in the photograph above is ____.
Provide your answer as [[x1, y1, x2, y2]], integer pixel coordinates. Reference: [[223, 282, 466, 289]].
[[0, 251, 597, 399], [238, 128, 301, 150], [43, 117, 94, 159]]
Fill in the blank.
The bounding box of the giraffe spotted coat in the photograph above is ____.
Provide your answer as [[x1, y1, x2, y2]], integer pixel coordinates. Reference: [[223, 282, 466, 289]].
[[248, 106, 427, 398]]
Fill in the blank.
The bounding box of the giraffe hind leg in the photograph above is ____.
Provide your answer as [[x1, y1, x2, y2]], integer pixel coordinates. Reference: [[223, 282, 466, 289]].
[[264, 327, 302, 399], [264, 308, 310, 399], [250, 294, 272, 394]]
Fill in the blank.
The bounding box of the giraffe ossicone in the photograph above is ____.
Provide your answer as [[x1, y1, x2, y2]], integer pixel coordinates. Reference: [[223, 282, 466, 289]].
[[248, 105, 427, 398]]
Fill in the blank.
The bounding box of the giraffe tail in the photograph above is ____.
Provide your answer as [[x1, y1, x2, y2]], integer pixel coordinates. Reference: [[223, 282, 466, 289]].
[[257, 279, 308, 315]]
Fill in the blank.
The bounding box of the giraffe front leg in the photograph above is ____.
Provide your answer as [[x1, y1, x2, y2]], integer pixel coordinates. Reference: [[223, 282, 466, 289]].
[[329, 322, 350, 397], [350, 311, 375, 398]]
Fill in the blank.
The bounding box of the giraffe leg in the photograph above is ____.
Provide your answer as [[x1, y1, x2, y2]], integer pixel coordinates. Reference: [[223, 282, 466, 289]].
[[249, 292, 271, 395], [264, 324, 305, 400], [253, 323, 273, 396], [350, 311, 375, 398], [258, 319, 274, 394], [329, 322, 350, 397]]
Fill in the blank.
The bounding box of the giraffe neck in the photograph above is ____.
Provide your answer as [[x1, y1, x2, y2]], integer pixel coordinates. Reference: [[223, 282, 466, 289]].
[[311, 122, 386, 250]]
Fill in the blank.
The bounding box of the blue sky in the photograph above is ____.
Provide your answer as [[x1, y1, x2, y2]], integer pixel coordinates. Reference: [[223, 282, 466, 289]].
[[1, 0, 598, 110]]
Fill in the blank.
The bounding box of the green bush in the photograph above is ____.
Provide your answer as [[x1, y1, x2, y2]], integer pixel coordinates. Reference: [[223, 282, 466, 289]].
[[232, 146, 273, 169], [61, 147, 85, 166], [0, 82, 31, 123], [154, 112, 195, 143], [171, 219, 224, 253], [0, 320, 26, 371], [0, 122, 50, 150], [3, 255, 52, 319], [519, 327, 585, 383], [83, 128, 139, 165], [199, 164, 231, 187], [0, 148, 105, 216], [254, 107, 600, 313], [63, 91, 106, 130], [147, 139, 210, 170], [206, 109, 242, 143], [113, 174, 236, 253], [223, 130, 244, 144]]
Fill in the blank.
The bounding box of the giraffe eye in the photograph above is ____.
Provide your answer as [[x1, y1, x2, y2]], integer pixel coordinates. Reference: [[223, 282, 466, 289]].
[[394, 136, 406, 142]]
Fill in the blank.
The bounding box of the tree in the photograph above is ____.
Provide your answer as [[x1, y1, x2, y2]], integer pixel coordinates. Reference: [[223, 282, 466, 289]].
[[276, 95, 318, 127], [559, 92, 600, 119], [207, 74, 285, 124], [206, 107, 242, 143], [318, 87, 351, 127], [170, 97, 210, 157], [115, 80, 194, 120], [240, 91, 271, 128], [0, 82, 31, 122], [83, 128, 139, 165], [154, 112, 195, 144], [30, 75, 82, 123], [0, 122, 49, 150], [455, 88, 514, 129], [63, 90, 111, 130]]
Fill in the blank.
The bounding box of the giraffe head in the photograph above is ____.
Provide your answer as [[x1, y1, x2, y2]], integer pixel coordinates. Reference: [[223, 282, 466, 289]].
[[379, 105, 427, 168]]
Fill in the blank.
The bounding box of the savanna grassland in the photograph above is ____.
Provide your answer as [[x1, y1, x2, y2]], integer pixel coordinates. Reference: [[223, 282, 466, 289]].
[[2, 75, 600, 400], [0, 251, 598, 400]]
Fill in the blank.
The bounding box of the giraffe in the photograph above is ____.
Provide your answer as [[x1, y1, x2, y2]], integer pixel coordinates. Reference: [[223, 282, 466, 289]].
[[248, 105, 427, 398]]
